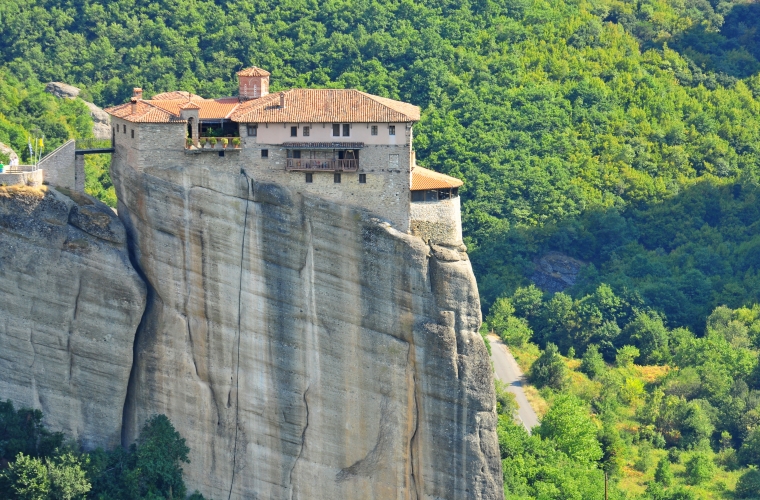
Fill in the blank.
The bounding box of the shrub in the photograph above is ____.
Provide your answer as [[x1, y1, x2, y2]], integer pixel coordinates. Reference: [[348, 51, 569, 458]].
[[529, 343, 568, 390], [494, 380, 518, 417], [654, 457, 673, 486], [580, 344, 606, 379], [221, 138, 229, 147], [232, 137, 241, 147], [685, 451, 715, 485], [739, 427, 760, 467], [536, 394, 602, 463], [501, 316, 533, 347], [634, 441, 654, 472], [615, 345, 640, 368], [736, 468, 760, 498]]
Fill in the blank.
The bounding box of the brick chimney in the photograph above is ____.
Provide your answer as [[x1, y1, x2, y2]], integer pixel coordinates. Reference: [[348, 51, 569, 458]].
[[133, 87, 143, 100], [237, 67, 270, 100], [280, 92, 286, 109], [130, 97, 137, 114]]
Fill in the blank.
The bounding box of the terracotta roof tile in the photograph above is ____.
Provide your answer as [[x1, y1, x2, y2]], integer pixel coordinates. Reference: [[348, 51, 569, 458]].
[[178, 100, 201, 110], [104, 101, 186, 123], [106, 88, 420, 124], [151, 91, 203, 101], [231, 89, 420, 123], [150, 99, 239, 119], [411, 166, 463, 190], [237, 66, 271, 77]]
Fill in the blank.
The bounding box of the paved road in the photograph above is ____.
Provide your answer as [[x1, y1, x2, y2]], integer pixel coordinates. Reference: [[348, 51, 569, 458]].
[[488, 334, 540, 431]]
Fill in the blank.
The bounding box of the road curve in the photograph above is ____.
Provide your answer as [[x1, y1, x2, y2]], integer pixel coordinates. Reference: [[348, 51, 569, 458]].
[[488, 334, 540, 432]]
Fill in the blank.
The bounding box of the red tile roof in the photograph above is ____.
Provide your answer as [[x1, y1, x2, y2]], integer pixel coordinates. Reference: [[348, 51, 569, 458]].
[[151, 91, 203, 101], [231, 89, 420, 123], [411, 166, 463, 190], [105, 89, 420, 124], [105, 100, 186, 123], [237, 66, 270, 77]]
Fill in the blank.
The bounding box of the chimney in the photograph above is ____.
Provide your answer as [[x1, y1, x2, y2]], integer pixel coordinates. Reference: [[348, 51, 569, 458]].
[[133, 87, 143, 100], [130, 97, 137, 114], [280, 92, 286, 109]]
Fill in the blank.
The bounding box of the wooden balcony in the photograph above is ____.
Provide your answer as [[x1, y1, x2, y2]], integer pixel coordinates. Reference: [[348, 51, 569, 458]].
[[286, 158, 359, 172]]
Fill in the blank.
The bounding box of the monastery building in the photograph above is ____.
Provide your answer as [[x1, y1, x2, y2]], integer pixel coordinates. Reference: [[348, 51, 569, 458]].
[[105, 67, 463, 246]]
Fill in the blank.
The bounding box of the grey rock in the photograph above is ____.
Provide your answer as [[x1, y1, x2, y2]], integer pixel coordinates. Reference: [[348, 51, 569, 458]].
[[0, 185, 146, 450], [45, 83, 111, 139], [45, 82, 80, 99], [531, 251, 585, 292], [112, 156, 502, 499]]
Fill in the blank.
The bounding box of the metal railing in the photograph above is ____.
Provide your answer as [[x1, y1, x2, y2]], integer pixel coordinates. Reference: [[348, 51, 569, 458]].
[[285, 158, 359, 172], [1, 164, 38, 172]]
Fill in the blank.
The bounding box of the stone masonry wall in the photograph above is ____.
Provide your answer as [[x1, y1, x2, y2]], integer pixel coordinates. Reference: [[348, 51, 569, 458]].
[[122, 119, 413, 232], [39, 140, 77, 191], [410, 197, 463, 246]]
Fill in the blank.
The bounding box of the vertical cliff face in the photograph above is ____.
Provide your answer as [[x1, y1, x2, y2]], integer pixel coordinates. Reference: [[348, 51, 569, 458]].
[[111, 156, 502, 500], [0, 186, 146, 449]]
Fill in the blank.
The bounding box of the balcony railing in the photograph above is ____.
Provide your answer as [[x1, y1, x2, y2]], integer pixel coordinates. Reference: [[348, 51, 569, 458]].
[[1, 164, 38, 172], [187, 137, 242, 150], [286, 158, 359, 172]]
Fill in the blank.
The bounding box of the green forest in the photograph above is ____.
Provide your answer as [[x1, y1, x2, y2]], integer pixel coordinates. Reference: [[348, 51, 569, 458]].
[[3, 0, 760, 497]]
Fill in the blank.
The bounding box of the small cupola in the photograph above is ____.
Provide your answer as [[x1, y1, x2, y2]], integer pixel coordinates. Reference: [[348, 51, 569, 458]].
[[237, 67, 270, 101]]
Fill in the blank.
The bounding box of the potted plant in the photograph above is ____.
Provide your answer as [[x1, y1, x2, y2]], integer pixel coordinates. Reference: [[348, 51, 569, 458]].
[[232, 137, 241, 149], [221, 138, 229, 149], [209, 137, 218, 148], [200, 138, 207, 148], [186, 137, 193, 148]]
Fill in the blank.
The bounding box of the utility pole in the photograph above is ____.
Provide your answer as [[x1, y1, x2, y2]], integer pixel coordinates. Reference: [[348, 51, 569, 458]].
[[604, 471, 608, 500]]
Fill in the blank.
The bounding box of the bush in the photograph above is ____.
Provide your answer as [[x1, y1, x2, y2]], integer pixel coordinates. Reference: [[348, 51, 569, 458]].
[[580, 344, 606, 379], [634, 441, 654, 472], [654, 457, 673, 486], [529, 343, 568, 390], [615, 345, 640, 368], [736, 468, 760, 498], [685, 451, 715, 485], [739, 427, 760, 467], [501, 316, 533, 347], [494, 380, 518, 417], [536, 394, 602, 463]]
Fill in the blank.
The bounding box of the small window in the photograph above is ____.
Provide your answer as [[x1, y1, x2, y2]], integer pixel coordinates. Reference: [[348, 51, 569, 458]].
[[334, 173, 341, 183], [359, 174, 366, 184], [388, 125, 396, 136], [123, 124, 127, 134], [303, 126, 310, 136], [131, 129, 134, 138], [291, 126, 298, 137], [332, 124, 340, 136], [261, 149, 269, 158], [218, 150, 225, 157], [411, 191, 424, 202], [371, 125, 378, 136], [342, 124, 350, 137], [247, 124, 257, 137], [305, 173, 313, 183]]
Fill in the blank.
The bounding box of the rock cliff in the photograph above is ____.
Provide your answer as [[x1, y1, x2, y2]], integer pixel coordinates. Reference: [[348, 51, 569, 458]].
[[0, 186, 146, 449], [111, 155, 502, 499]]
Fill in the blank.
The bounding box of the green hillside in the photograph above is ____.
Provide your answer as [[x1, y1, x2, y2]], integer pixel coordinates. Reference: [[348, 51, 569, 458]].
[[2, 0, 760, 497]]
